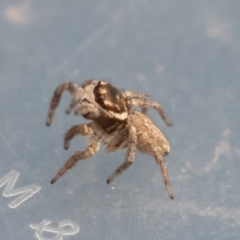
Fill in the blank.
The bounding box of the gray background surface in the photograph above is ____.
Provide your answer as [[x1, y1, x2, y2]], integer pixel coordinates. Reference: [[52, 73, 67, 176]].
[[0, 1, 240, 239]]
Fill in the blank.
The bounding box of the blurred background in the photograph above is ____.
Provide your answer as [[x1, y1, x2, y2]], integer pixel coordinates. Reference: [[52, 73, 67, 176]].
[[0, 0, 239, 239]]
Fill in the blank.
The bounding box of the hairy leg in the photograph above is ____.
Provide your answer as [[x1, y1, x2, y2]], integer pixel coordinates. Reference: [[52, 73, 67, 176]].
[[129, 99, 172, 126], [106, 123, 137, 184], [51, 134, 100, 184], [122, 90, 148, 114], [121, 90, 148, 101], [65, 99, 78, 114], [155, 154, 174, 199], [46, 82, 78, 126], [64, 124, 93, 150]]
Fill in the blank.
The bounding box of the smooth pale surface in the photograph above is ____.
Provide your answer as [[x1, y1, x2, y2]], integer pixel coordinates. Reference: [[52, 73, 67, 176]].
[[0, 1, 239, 239]]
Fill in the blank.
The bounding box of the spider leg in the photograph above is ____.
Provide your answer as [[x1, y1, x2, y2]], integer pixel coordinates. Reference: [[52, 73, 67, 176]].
[[46, 82, 78, 126], [106, 122, 137, 184], [74, 107, 85, 116], [65, 99, 78, 114], [64, 124, 93, 150], [129, 99, 172, 126], [122, 90, 148, 101], [122, 91, 148, 115], [51, 133, 100, 184], [155, 154, 174, 199]]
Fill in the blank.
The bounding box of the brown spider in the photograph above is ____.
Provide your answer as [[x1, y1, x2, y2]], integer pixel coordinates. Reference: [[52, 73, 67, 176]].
[[46, 80, 174, 199]]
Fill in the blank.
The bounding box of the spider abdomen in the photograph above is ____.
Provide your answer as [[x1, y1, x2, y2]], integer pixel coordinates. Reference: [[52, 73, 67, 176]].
[[128, 111, 170, 156]]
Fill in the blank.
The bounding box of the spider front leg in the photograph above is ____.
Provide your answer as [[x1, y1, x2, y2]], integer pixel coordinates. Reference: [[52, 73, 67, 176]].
[[46, 82, 78, 126], [51, 127, 100, 184], [106, 122, 137, 184], [155, 153, 174, 199], [65, 98, 78, 115], [64, 124, 93, 150]]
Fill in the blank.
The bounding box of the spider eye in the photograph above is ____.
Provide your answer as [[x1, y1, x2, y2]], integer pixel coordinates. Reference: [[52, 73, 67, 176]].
[[96, 94, 104, 102], [94, 85, 100, 93], [115, 105, 121, 113], [94, 81, 103, 92]]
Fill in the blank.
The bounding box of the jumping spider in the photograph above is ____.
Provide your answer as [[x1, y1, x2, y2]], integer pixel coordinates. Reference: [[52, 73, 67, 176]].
[[46, 80, 174, 199]]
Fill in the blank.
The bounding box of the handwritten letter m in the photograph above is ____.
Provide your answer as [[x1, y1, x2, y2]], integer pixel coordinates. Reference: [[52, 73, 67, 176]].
[[0, 170, 41, 208]]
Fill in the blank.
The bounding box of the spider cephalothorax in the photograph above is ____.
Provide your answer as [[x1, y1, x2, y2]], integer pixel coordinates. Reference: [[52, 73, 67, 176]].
[[93, 81, 128, 119], [46, 79, 174, 199]]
